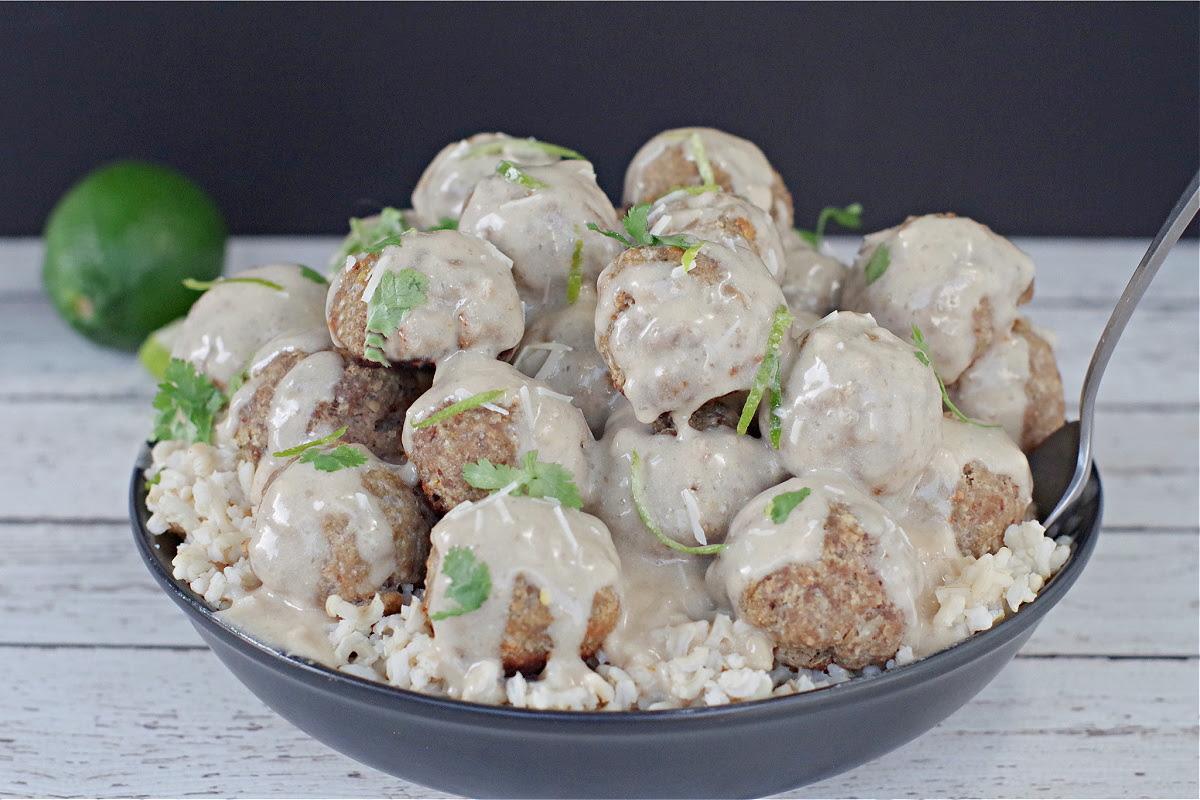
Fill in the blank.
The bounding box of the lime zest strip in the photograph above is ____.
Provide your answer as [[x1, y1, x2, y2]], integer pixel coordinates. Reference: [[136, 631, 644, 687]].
[[183, 277, 284, 292], [689, 132, 716, 186], [413, 390, 507, 429], [738, 305, 795, 442], [680, 243, 703, 271], [630, 451, 726, 555], [272, 426, 349, 458], [567, 238, 584, 304], [463, 138, 586, 161], [497, 160, 548, 190]]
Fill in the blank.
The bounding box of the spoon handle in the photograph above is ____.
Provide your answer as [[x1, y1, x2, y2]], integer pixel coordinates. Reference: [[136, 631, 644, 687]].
[[1044, 171, 1200, 529]]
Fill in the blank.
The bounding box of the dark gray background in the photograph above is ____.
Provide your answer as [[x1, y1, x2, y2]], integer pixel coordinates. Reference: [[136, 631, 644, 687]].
[[2, 2, 1197, 237]]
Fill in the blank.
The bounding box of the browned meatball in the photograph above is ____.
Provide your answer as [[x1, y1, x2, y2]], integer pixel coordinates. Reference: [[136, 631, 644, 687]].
[[405, 399, 521, 512], [308, 359, 433, 463], [224, 349, 308, 462], [500, 574, 620, 675], [950, 460, 1028, 558], [325, 252, 376, 362], [742, 502, 907, 671], [1015, 318, 1066, 451]]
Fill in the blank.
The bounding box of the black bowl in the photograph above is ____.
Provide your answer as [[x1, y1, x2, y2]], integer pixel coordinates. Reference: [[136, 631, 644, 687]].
[[131, 443, 1102, 799]]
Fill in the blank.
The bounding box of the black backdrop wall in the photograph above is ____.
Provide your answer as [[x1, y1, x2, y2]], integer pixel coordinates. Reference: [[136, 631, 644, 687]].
[[2, 2, 1197, 237]]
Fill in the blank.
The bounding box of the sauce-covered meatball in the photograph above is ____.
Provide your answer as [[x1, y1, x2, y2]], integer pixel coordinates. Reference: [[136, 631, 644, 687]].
[[459, 159, 624, 315], [326, 230, 524, 366], [623, 127, 794, 230], [402, 351, 592, 512], [513, 291, 621, 437], [906, 416, 1033, 558], [948, 318, 1066, 451], [595, 241, 787, 424], [769, 312, 944, 497], [645, 188, 786, 279], [250, 444, 437, 612], [841, 214, 1035, 384], [777, 227, 847, 316], [409, 133, 564, 230], [425, 493, 622, 683], [172, 263, 330, 389], [709, 474, 920, 671]]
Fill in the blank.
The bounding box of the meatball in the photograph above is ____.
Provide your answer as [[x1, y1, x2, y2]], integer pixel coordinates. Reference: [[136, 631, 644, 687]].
[[249, 444, 437, 612], [768, 312, 944, 497], [645, 188, 786, 279], [592, 400, 786, 555], [948, 317, 1066, 451], [512, 291, 621, 437], [595, 241, 787, 424], [409, 133, 564, 230], [623, 127, 794, 230], [325, 230, 524, 366], [841, 214, 1036, 384], [402, 351, 592, 512], [425, 493, 622, 678], [172, 263, 330, 389], [709, 474, 920, 671], [906, 416, 1033, 558], [777, 227, 847, 316], [249, 349, 433, 499], [459, 159, 625, 315]]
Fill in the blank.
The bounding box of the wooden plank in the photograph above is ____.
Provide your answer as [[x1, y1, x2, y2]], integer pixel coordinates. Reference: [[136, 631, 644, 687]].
[[0, 397, 1189, 526], [0, 521, 1193, 658], [0, 649, 1191, 798]]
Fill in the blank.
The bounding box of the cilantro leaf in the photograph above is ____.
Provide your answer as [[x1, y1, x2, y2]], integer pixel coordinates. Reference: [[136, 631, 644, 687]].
[[630, 451, 725, 555], [567, 238, 584, 304], [182, 276, 284, 292], [738, 305, 795, 445], [272, 426, 350, 458], [588, 204, 695, 251], [910, 325, 1002, 428], [864, 244, 890, 286], [463, 137, 587, 161], [462, 450, 583, 509], [765, 488, 810, 524], [796, 202, 864, 249], [340, 207, 409, 259], [586, 222, 633, 247], [151, 358, 226, 445], [427, 217, 459, 231], [298, 444, 370, 473], [413, 390, 507, 429], [359, 234, 406, 255], [366, 268, 429, 343], [496, 160, 548, 190], [430, 546, 492, 621]]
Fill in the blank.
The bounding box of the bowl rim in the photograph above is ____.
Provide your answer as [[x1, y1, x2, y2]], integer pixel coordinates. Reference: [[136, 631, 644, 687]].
[[131, 440, 1103, 725]]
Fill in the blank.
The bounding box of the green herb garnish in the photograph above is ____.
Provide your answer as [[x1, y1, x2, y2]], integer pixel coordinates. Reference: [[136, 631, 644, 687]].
[[298, 265, 328, 285], [362, 268, 429, 365], [680, 242, 703, 271], [430, 546, 493, 621], [463, 138, 586, 161], [629, 451, 725, 555], [497, 160, 548, 190], [462, 450, 584, 509], [413, 389, 506, 429], [587, 204, 693, 249], [151, 358, 227, 445], [359, 234, 406, 255], [182, 276, 284, 292], [864, 244, 890, 286], [144, 470, 162, 493], [427, 217, 459, 231], [336, 207, 410, 264], [911, 325, 1001, 428], [272, 426, 349, 458], [567, 237, 584, 304], [765, 488, 810, 524], [688, 132, 716, 186], [796, 202, 863, 249], [738, 305, 794, 447], [298, 444, 370, 473]]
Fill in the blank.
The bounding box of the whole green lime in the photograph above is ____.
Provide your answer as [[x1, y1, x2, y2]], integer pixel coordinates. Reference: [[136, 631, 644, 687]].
[[42, 160, 227, 351]]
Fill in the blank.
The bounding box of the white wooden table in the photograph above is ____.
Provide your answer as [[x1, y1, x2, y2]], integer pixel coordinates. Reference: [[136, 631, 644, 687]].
[[1, 236, 1196, 799]]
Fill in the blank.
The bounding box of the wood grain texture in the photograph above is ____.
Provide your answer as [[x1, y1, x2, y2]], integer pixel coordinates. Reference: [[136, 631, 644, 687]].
[[0, 650, 1192, 799], [0, 523, 1194, 656]]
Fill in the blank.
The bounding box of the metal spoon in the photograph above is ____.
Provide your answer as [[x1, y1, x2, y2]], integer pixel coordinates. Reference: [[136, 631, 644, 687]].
[[1030, 171, 1200, 530]]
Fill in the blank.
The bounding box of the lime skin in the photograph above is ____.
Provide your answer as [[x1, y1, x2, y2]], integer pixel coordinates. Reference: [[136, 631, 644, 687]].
[[42, 160, 227, 351]]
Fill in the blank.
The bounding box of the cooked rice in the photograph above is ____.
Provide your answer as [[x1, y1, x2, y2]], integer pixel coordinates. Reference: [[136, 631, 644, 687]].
[[147, 440, 1072, 710]]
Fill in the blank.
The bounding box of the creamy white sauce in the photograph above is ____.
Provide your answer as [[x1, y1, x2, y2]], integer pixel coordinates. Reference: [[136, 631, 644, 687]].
[[841, 214, 1036, 384], [948, 323, 1034, 445], [172, 264, 330, 388], [778, 227, 847, 316], [646, 189, 785, 278]]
